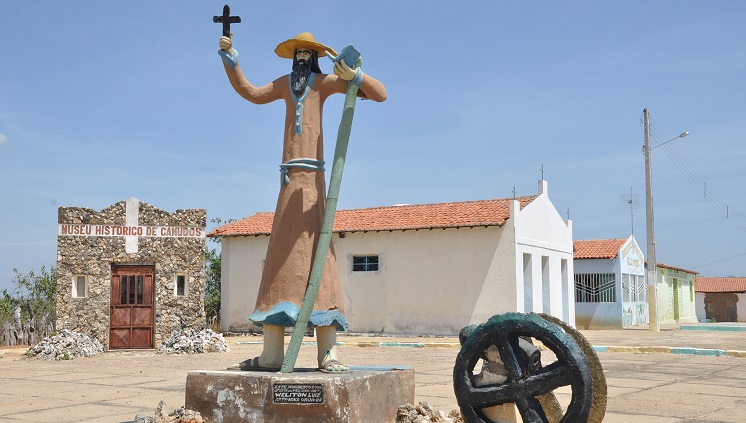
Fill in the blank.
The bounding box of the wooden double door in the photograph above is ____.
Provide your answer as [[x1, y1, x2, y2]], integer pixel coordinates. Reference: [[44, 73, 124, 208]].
[[110, 265, 154, 349]]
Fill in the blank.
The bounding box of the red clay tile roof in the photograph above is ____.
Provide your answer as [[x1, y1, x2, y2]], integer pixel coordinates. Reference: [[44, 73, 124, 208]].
[[653, 262, 699, 275], [211, 212, 275, 237], [573, 238, 627, 259], [695, 277, 746, 293], [208, 196, 538, 237], [636, 260, 699, 275]]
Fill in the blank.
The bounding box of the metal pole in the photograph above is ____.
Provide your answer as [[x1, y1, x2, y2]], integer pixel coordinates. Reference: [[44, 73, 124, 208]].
[[643, 108, 660, 332], [630, 186, 634, 235]]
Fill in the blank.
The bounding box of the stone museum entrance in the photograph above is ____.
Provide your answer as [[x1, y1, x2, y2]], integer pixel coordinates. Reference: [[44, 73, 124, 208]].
[[110, 264, 155, 349]]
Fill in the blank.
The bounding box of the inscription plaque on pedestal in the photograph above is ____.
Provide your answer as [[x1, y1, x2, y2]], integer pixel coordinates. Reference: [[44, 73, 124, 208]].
[[273, 383, 324, 404]]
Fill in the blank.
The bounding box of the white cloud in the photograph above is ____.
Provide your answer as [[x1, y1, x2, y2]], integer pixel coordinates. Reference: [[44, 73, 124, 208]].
[[0, 133, 9, 145]]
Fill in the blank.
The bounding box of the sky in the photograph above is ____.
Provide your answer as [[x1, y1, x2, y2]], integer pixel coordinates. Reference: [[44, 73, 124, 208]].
[[1, 1, 745, 292]]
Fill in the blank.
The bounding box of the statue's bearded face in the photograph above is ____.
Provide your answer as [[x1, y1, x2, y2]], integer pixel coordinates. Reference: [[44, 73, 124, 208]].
[[291, 48, 321, 97]]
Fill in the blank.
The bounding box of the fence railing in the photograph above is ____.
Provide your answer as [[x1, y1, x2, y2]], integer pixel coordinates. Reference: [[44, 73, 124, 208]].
[[575, 273, 616, 303]]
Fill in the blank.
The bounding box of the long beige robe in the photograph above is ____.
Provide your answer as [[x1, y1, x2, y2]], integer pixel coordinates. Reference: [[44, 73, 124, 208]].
[[223, 60, 386, 329]]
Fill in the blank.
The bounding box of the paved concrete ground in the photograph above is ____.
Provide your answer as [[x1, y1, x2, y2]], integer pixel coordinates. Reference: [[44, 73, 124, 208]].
[[0, 327, 745, 422]]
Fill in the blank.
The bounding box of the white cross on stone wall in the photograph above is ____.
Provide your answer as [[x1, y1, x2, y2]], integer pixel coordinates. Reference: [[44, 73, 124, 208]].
[[125, 198, 140, 254]]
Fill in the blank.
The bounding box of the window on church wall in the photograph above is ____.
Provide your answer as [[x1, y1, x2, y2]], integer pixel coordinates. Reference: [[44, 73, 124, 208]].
[[574, 273, 616, 303], [637, 275, 646, 302], [541, 256, 550, 314], [523, 253, 533, 312], [690, 284, 694, 302], [352, 255, 379, 272], [622, 273, 643, 302], [175, 275, 187, 296], [72, 275, 87, 298]]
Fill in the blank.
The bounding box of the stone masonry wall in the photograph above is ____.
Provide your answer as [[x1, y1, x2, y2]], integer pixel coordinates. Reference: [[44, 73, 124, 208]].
[[56, 198, 206, 349]]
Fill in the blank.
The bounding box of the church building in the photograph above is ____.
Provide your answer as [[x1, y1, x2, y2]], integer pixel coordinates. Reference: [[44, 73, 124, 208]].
[[573, 235, 647, 329], [56, 198, 206, 349], [212, 180, 575, 335]]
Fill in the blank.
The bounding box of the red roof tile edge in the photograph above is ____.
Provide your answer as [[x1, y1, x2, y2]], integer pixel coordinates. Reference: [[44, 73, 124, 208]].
[[695, 276, 746, 293], [651, 261, 699, 275], [573, 238, 628, 259], [208, 196, 539, 237]]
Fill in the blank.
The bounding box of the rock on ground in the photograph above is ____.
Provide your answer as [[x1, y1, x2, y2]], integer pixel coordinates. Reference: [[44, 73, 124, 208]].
[[397, 402, 464, 423], [25, 329, 104, 360], [157, 329, 229, 354], [134, 401, 203, 423]]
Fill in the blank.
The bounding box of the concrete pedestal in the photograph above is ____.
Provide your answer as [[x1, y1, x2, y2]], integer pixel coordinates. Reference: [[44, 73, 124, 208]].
[[185, 366, 415, 423]]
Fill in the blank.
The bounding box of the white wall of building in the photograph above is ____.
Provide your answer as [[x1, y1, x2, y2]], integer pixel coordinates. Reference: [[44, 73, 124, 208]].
[[513, 181, 575, 326], [619, 238, 645, 278], [573, 236, 646, 329], [657, 268, 697, 324], [574, 258, 622, 329], [220, 236, 268, 332], [337, 225, 515, 335], [618, 238, 647, 328], [695, 292, 706, 321], [221, 226, 518, 335]]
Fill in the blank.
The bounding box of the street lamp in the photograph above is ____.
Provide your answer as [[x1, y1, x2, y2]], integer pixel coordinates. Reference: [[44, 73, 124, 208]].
[[643, 108, 689, 332]]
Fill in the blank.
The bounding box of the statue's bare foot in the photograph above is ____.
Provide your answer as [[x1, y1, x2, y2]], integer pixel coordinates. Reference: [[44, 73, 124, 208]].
[[319, 358, 349, 373], [228, 356, 281, 371]]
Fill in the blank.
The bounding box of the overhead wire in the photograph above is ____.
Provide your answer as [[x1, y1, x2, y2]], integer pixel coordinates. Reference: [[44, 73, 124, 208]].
[[690, 251, 746, 270], [649, 116, 746, 232], [646, 113, 746, 271]]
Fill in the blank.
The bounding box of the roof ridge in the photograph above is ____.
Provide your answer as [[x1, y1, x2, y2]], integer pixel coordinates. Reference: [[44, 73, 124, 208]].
[[209, 196, 538, 237], [334, 196, 536, 213], [574, 237, 627, 242]]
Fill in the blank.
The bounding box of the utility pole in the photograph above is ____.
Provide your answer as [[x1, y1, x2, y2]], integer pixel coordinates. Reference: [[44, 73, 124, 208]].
[[643, 108, 660, 331], [629, 186, 635, 235]]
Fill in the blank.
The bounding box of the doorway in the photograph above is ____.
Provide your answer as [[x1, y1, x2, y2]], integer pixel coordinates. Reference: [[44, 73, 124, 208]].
[[110, 264, 155, 349], [705, 293, 739, 322]]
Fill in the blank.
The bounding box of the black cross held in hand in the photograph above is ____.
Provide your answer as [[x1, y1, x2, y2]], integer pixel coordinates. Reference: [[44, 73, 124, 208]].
[[213, 4, 241, 37]]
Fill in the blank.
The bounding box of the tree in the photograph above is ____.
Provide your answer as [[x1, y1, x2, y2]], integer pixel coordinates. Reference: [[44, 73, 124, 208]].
[[204, 218, 234, 329], [1, 265, 57, 342], [205, 247, 221, 327]]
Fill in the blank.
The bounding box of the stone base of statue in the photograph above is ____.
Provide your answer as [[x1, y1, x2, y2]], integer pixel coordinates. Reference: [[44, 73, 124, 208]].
[[185, 366, 415, 423]]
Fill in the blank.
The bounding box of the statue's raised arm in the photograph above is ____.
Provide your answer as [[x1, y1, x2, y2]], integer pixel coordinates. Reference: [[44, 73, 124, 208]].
[[219, 35, 282, 105]]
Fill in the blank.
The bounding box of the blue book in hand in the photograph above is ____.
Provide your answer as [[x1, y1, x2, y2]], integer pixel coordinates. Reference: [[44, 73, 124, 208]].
[[327, 45, 360, 68]]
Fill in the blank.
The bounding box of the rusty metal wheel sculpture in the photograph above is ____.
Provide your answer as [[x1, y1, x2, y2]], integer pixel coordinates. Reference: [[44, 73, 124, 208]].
[[453, 313, 593, 423]]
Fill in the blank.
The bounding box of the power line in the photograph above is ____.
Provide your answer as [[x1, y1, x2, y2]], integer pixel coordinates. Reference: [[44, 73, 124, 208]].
[[692, 251, 746, 270], [645, 113, 746, 272], [648, 116, 746, 232]]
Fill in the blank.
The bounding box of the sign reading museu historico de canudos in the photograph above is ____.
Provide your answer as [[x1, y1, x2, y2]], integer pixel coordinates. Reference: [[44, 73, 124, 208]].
[[58, 224, 205, 238]]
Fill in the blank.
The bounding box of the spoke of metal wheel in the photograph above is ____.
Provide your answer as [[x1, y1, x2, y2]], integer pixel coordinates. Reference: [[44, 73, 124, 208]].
[[522, 361, 574, 396], [466, 383, 516, 409], [516, 395, 549, 423], [495, 332, 523, 380]]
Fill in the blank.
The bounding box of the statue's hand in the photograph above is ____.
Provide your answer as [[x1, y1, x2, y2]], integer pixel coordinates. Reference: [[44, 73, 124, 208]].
[[333, 59, 356, 81], [219, 34, 233, 52], [218, 33, 239, 70]]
